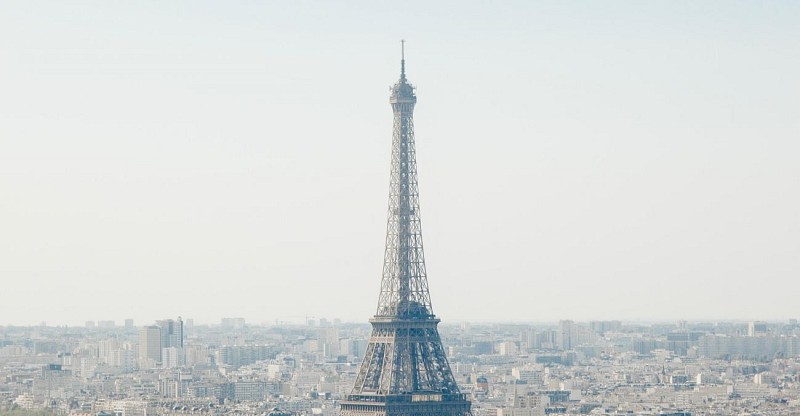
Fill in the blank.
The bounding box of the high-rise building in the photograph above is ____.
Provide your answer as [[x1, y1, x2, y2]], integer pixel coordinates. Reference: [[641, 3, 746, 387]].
[[558, 320, 577, 350], [98, 339, 120, 364], [318, 327, 340, 358], [339, 44, 471, 416], [154, 317, 185, 367], [139, 326, 162, 367], [139, 318, 184, 368], [156, 317, 184, 349], [748, 321, 768, 337]]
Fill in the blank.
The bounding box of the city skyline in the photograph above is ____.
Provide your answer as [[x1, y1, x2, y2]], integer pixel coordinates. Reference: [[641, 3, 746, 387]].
[[7, 317, 800, 415], [2, 1, 800, 326]]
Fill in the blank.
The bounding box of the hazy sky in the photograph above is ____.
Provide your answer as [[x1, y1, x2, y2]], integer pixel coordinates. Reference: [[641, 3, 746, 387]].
[[1, 1, 798, 326]]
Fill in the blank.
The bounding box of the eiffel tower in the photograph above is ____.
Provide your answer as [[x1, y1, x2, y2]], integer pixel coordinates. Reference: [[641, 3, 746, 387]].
[[339, 43, 471, 416]]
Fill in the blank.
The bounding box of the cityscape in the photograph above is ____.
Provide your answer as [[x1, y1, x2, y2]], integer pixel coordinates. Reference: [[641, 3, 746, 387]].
[[2, 2, 799, 416], [4, 318, 800, 415]]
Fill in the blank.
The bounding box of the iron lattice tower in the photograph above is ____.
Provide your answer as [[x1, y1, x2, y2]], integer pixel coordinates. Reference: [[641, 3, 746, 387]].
[[340, 43, 471, 416]]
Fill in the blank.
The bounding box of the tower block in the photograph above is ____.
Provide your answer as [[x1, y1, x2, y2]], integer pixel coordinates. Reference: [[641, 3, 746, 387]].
[[339, 44, 471, 416]]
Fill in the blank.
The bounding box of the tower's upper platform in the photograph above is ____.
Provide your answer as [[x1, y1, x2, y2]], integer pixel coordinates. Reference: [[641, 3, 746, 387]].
[[390, 78, 416, 104]]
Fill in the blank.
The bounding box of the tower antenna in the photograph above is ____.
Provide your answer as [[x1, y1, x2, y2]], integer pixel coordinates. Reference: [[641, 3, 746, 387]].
[[400, 39, 406, 81]]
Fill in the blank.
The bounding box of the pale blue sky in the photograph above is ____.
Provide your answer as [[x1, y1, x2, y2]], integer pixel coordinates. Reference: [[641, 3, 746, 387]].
[[1, 1, 798, 326]]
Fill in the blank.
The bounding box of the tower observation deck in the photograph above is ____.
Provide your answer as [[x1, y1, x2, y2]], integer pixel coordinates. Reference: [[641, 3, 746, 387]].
[[339, 43, 471, 416]]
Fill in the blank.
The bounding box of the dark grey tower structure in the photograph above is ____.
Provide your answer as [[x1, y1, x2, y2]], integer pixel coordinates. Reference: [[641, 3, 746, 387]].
[[339, 43, 471, 416]]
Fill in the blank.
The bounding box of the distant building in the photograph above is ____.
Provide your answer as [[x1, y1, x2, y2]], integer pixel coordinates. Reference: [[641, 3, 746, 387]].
[[234, 381, 267, 401], [498, 341, 519, 356], [535, 330, 558, 350], [473, 341, 494, 355], [512, 367, 544, 386], [589, 320, 622, 335], [339, 338, 368, 358], [221, 317, 246, 329], [162, 347, 184, 369], [698, 334, 800, 360], [215, 345, 278, 368], [318, 327, 339, 358], [139, 326, 162, 366], [33, 340, 64, 354], [109, 348, 137, 372], [98, 339, 120, 363], [156, 317, 184, 349], [558, 320, 577, 350], [748, 321, 768, 337]]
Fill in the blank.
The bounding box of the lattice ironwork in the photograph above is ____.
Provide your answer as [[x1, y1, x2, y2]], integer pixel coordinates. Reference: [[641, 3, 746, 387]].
[[375, 53, 433, 320], [340, 43, 471, 416], [350, 321, 460, 394]]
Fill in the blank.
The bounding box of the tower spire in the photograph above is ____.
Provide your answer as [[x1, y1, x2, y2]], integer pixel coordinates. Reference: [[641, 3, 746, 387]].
[[400, 39, 406, 82]]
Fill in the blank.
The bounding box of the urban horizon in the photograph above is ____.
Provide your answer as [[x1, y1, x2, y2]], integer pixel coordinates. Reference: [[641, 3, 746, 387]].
[[5, 317, 800, 329]]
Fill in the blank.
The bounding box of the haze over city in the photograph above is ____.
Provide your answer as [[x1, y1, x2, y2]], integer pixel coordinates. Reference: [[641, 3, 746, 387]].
[[2, 1, 799, 326]]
